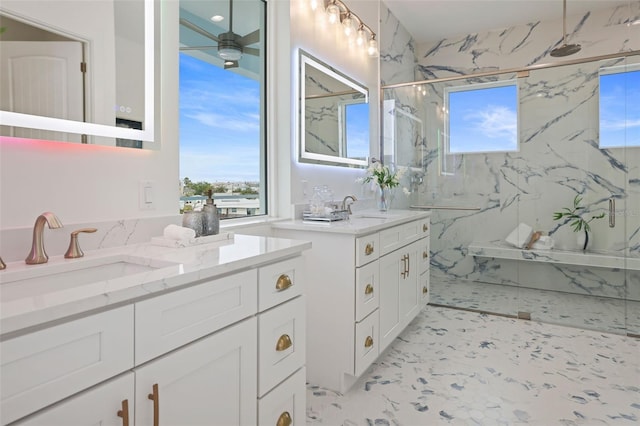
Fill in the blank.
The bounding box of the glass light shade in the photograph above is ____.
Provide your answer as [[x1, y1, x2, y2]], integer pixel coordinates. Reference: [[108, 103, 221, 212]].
[[367, 38, 378, 57], [356, 27, 366, 46], [326, 3, 340, 24], [218, 47, 242, 61], [310, 0, 319, 11], [343, 15, 357, 36]]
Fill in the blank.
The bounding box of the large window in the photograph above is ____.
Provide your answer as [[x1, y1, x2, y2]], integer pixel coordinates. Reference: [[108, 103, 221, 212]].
[[446, 81, 518, 154], [179, 0, 266, 218], [599, 64, 640, 149]]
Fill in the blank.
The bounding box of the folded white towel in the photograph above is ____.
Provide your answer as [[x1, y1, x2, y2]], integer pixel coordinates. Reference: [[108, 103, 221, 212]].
[[531, 235, 554, 250], [163, 224, 196, 240], [505, 223, 533, 249]]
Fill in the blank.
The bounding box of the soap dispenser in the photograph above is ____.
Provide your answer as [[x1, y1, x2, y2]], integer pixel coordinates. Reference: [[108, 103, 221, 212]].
[[203, 189, 220, 235]]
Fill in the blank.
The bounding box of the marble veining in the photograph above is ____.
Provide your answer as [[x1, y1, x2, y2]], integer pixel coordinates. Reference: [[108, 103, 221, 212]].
[[307, 305, 640, 425]]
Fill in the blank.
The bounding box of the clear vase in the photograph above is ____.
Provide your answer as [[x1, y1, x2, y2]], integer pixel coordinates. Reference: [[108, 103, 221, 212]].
[[377, 186, 392, 211]]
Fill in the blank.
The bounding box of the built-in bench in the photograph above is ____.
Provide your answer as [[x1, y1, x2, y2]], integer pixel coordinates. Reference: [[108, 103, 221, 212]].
[[468, 240, 640, 271]]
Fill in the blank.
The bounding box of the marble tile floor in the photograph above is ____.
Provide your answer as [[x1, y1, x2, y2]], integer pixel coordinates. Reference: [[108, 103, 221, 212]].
[[429, 279, 640, 337], [306, 305, 639, 425]]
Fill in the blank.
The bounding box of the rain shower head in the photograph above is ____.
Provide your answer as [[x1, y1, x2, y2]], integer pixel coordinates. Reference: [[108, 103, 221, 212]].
[[550, 0, 581, 57]]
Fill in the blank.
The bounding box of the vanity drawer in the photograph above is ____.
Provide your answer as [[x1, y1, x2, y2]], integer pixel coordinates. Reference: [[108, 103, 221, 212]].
[[418, 217, 430, 237], [258, 296, 305, 397], [354, 310, 379, 376], [419, 271, 430, 306], [379, 221, 419, 255], [258, 256, 304, 311], [135, 269, 257, 365], [355, 260, 379, 322], [417, 236, 431, 276], [258, 367, 306, 426], [355, 233, 380, 267], [1, 306, 134, 425]]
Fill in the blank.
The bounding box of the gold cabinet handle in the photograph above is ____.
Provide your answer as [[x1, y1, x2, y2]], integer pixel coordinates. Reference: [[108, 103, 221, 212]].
[[423, 251, 429, 259], [364, 243, 374, 255], [364, 284, 374, 295], [276, 334, 293, 351], [423, 286, 428, 294], [277, 411, 292, 426], [364, 336, 373, 348], [423, 224, 428, 232], [148, 383, 159, 426], [275, 274, 293, 291], [117, 399, 130, 426]]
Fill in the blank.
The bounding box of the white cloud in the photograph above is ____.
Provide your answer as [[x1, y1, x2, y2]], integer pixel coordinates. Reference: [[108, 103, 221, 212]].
[[466, 105, 517, 141]]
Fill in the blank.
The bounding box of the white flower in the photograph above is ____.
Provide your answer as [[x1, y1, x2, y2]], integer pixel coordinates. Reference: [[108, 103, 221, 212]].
[[402, 187, 411, 196]]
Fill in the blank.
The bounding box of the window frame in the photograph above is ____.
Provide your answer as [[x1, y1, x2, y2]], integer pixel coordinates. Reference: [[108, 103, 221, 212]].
[[598, 61, 640, 149]]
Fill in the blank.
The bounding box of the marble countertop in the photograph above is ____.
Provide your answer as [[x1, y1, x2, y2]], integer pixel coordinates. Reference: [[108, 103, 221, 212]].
[[0, 234, 311, 338], [272, 209, 431, 236]]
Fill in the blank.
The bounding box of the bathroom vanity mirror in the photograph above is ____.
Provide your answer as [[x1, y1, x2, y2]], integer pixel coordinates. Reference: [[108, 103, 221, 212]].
[[0, 0, 154, 146], [299, 50, 369, 167]]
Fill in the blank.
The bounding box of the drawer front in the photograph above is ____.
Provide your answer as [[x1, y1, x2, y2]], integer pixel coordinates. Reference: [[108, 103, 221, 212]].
[[258, 256, 304, 311], [354, 310, 379, 376], [258, 296, 306, 396], [1, 306, 134, 425], [135, 269, 257, 365], [258, 367, 306, 426], [355, 233, 380, 267], [417, 236, 431, 276], [419, 271, 430, 306], [418, 217, 430, 238], [355, 260, 379, 322]]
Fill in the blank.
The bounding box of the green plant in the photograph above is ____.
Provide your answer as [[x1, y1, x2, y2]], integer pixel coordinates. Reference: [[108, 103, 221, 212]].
[[552, 194, 605, 232], [359, 162, 406, 189]]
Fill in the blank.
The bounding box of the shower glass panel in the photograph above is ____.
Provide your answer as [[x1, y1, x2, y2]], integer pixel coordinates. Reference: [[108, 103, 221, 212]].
[[382, 52, 638, 336]]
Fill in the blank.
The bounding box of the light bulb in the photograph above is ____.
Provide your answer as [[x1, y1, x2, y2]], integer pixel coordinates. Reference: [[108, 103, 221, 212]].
[[310, 0, 319, 11], [367, 37, 378, 57], [326, 3, 340, 24], [343, 14, 356, 37], [356, 27, 366, 46]]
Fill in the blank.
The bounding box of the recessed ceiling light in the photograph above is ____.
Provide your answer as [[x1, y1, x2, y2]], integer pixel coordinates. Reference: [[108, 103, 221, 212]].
[[211, 15, 224, 22]]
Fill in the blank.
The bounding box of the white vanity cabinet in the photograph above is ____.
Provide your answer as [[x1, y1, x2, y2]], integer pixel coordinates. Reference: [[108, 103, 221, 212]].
[[272, 211, 430, 393], [2, 248, 307, 426]]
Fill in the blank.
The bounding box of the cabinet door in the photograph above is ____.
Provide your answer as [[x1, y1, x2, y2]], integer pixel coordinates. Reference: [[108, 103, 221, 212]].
[[399, 246, 419, 327], [379, 251, 401, 350], [12, 373, 134, 426], [135, 317, 257, 426]]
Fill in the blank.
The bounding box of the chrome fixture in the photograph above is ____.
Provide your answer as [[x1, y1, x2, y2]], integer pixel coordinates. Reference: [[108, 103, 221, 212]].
[[342, 195, 358, 214], [64, 228, 97, 259], [0, 257, 5, 270], [550, 0, 581, 57], [25, 212, 63, 265]]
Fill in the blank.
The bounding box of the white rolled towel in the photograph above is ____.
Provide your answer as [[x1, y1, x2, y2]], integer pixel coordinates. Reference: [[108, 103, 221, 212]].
[[163, 224, 196, 240]]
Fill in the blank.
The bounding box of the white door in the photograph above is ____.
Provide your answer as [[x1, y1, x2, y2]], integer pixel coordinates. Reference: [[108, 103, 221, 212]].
[[135, 317, 258, 426], [0, 41, 84, 142], [12, 373, 134, 426], [399, 245, 419, 326], [379, 252, 401, 350]]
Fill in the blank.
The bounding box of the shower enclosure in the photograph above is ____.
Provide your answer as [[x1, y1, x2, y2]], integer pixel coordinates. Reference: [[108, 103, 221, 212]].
[[382, 52, 639, 337]]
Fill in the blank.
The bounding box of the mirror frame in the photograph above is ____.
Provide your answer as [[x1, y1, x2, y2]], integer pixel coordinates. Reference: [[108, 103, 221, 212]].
[[298, 49, 369, 168], [0, 0, 154, 143]]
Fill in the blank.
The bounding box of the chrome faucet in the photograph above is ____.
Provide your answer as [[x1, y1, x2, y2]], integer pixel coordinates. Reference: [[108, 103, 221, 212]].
[[342, 195, 358, 214], [25, 212, 63, 265]]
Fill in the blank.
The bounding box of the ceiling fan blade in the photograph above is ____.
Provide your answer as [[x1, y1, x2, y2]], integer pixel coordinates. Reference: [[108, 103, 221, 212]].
[[224, 60, 239, 69], [238, 29, 260, 46], [180, 18, 219, 43], [179, 46, 218, 51], [243, 47, 260, 56]]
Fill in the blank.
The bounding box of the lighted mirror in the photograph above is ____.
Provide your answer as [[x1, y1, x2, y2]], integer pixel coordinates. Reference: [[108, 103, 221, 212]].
[[299, 50, 369, 167], [0, 0, 154, 147]]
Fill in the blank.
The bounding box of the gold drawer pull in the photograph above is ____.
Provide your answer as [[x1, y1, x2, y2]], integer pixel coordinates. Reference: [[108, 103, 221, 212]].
[[423, 286, 428, 294], [276, 334, 293, 351], [276, 274, 293, 291], [423, 251, 429, 259], [364, 243, 374, 255], [148, 383, 159, 426], [423, 224, 428, 232], [277, 411, 292, 426], [117, 399, 130, 426], [364, 336, 373, 348], [364, 284, 374, 295]]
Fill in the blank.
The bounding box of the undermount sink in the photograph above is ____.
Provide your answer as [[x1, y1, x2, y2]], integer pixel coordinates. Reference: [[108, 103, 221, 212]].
[[0, 254, 180, 303], [351, 212, 400, 219]]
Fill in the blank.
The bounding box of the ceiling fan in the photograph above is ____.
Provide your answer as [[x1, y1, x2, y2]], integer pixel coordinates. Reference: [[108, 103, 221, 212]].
[[179, 0, 260, 69]]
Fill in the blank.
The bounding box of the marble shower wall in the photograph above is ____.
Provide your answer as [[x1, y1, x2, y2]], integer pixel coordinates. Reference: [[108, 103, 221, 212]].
[[380, 2, 640, 325]]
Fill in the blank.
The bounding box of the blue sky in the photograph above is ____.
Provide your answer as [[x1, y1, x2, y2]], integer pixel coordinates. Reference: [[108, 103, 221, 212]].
[[599, 69, 640, 148], [345, 102, 369, 159], [448, 84, 518, 153], [179, 53, 261, 182]]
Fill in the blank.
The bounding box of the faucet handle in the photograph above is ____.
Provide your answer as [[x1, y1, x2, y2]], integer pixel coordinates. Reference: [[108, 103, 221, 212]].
[[64, 228, 97, 259]]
